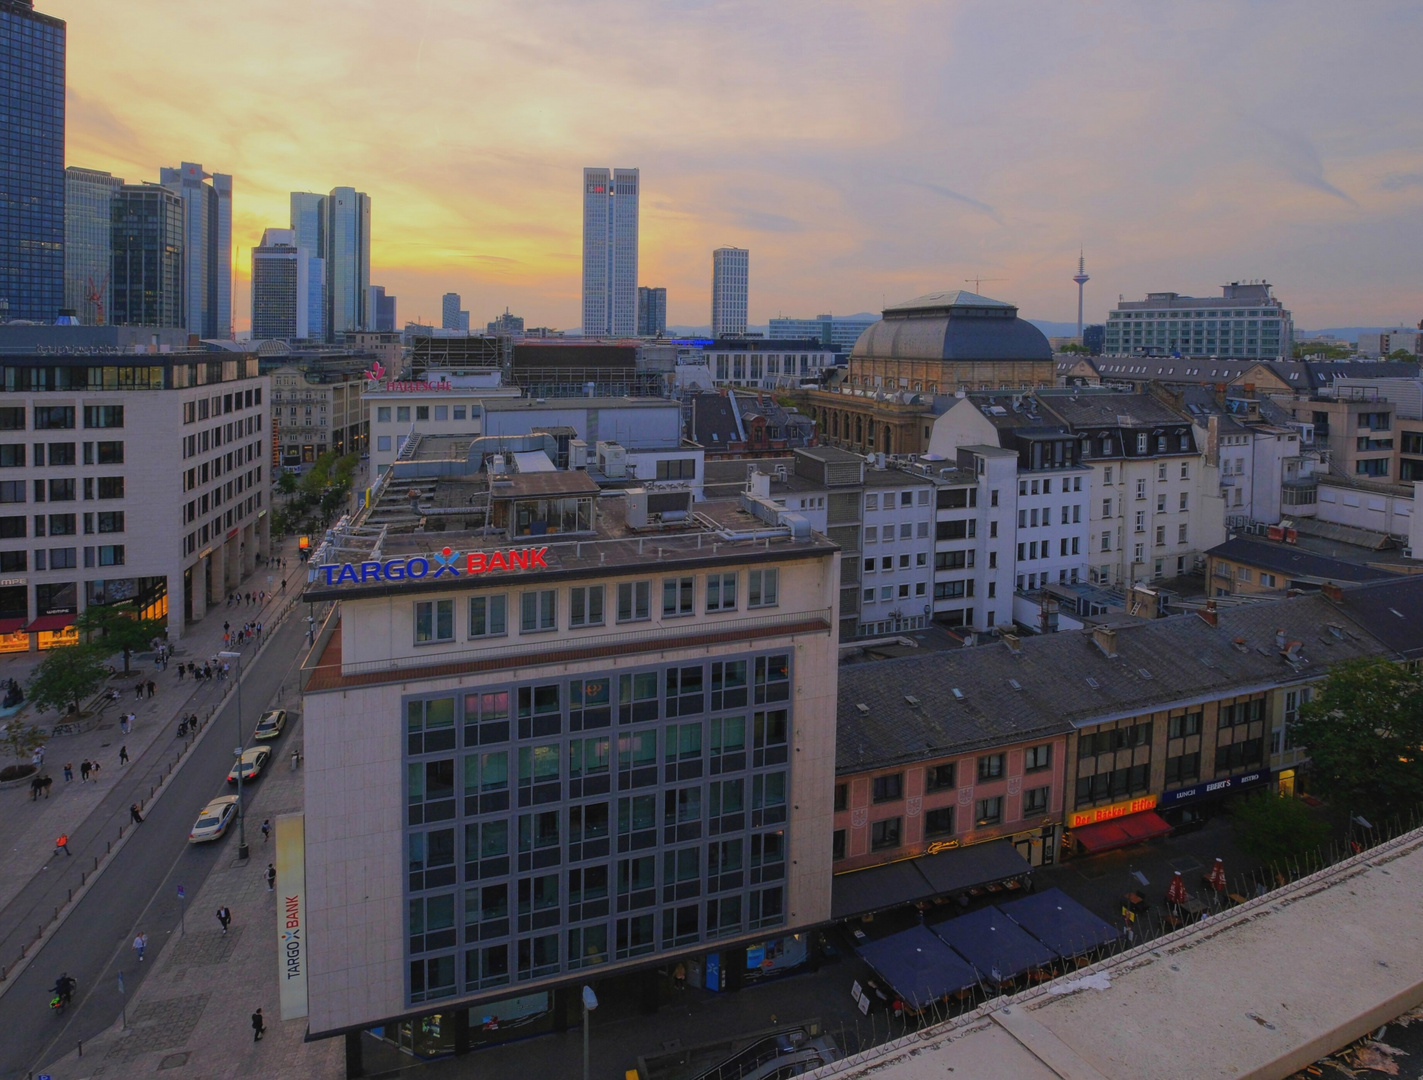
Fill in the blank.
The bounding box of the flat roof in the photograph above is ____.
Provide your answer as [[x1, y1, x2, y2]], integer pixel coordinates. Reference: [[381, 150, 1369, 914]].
[[483, 396, 679, 411]]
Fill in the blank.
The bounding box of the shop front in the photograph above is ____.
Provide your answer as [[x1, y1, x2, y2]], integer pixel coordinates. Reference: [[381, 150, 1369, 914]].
[[1065, 796, 1172, 856], [1159, 769, 1272, 830], [830, 839, 1034, 922]]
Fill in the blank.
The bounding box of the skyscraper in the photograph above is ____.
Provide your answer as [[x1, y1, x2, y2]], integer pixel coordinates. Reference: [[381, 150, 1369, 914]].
[[368, 285, 396, 332], [64, 167, 123, 323], [711, 247, 749, 337], [581, 167, 639, 337], [160, 163, 232, 337], [251, 228, 307, 340], [441, 292, 466, 331], [111, 184, 184, 328], [290, 192, 326, 343], [0, 0, 66, 323], [324, 186, 370, 337], [637, 286, 666, 336]]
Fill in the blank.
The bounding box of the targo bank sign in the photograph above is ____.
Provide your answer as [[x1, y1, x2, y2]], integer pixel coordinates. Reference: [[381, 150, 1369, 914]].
[[319, 546, 550, 586]]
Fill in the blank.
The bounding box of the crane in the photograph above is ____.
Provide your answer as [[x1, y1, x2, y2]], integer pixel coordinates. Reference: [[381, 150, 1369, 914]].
[[964, 276, 1006, 294], [85, 272, 110, 326]]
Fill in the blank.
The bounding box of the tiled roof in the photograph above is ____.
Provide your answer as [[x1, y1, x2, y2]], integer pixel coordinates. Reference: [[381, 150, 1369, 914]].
[[1206, 535, 1401, 583]]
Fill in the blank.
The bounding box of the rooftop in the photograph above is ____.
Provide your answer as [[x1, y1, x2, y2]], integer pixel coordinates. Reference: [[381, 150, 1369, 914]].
[[851, 292, 1053, 364], [1206, 534, 1402, 584], [1325, 575, 1423, 660]]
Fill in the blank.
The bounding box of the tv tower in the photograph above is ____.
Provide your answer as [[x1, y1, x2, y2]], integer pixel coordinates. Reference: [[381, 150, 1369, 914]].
[[1072, 251, 1090, 339]]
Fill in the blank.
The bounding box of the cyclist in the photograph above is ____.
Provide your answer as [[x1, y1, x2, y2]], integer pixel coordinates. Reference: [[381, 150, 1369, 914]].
[[51, 972, 76, 1009]]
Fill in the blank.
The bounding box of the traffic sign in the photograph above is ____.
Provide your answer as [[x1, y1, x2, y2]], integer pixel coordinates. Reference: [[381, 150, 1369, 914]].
[[177, 885, 185, 898]]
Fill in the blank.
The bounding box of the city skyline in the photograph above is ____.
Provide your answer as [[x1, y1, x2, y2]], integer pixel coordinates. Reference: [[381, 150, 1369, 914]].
[[44, 0, 1423, 333]]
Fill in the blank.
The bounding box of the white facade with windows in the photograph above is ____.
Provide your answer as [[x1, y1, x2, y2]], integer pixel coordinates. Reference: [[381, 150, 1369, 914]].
[[582, 168, 639, 337], [711, 247, 749, 337], [699, 339, 836, 389], [1102, 282, 1292, 360]]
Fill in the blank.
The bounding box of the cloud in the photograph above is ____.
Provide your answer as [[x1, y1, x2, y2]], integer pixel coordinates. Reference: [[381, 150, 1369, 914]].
[[728, 209, 804, 234], [1381, 172, 1423, 192], [1254, 123, 1358, 205], [894, 178, 1001, 223]]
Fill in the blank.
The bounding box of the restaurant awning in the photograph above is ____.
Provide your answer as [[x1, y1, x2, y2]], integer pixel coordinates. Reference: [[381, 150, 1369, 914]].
[[0, 617, 27, 635], [999, 887, 1120, 957], [932, 905, 1058, 982], [831, 840, 1033, 921], [1072, 810, 1172, 853], [856, 925, 980, 1007], [23, 613, 76, 633]]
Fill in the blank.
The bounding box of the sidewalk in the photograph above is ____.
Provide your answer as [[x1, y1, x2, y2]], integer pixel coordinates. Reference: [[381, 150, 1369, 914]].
[[38, 669, 345, 1080], [0, 537, 306, 972]]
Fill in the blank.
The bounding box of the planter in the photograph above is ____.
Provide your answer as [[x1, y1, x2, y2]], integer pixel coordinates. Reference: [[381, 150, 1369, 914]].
[[0, 763, 38, 789]]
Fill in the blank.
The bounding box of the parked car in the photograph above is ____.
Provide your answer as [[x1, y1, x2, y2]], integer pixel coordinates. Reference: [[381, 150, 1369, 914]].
[[226, 747, 271, 784], [252, 709, 288, 741], [189, 795, 240, 843]]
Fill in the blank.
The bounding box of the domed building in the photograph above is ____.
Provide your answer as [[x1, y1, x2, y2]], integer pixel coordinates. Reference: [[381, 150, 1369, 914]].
[[795, 290, 1056, 457]]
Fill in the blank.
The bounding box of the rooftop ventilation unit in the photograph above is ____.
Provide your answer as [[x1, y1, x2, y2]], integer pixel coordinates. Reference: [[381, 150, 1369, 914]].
[[855, 703, 869, 714], [1138, 668, 1153, 680], [1086, 677, 1100, 690], [951, 688, 965, 701], [1008, 679, 1023, 691], [904, 695, 920, 707]]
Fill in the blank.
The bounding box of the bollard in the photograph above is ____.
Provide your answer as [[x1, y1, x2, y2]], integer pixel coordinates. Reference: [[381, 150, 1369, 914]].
[[67, 888, 71, 902], [107, 841, 111, 854], [92, 857, 98, 870], [78, 1039, 83, 1057]]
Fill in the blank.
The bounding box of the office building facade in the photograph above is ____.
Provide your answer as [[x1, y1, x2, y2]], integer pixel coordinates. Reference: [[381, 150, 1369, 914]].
[[711, 248, 749, 337], [1102, 283, 1292, 360], [0, 0, 65, 324], [111, 184, 185, 329], [64, 167, 123, 324], [637, 286, 667, 337], [368, 285, 397, 333], [159, 163, 232, 338], [582, 168, 639, 337], [442, 292, 468, 332], [290, 192, 327, 343], [769, 315, 875, 353], [324, 187, 371, 338], [251, 229, 307, 340]]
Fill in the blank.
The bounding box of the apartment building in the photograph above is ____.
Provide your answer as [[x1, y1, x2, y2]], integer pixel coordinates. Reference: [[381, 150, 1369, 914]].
[[0, 351, 270, 650], [268, 358, 368, 467]]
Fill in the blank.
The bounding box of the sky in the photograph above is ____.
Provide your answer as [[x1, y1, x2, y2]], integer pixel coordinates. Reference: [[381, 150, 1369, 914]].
[[51, 0, 1423, 335]]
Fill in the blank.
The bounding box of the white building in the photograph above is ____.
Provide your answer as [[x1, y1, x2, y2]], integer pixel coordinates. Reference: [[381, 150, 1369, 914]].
[[768, 315, 875, 352], [1356, 329, 1421, 359], [691, 338, 836, 390], [711, 247, 749, 337], [0, 350, 270, 652], [581, 168, 639, 337], [1102, 282, 1292, 360]]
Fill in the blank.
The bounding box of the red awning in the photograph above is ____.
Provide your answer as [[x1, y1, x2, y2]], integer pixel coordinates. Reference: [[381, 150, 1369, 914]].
[[1073, 811, 1173, 854], [23, 613, 76, 633], [0, 617, 26, 635]]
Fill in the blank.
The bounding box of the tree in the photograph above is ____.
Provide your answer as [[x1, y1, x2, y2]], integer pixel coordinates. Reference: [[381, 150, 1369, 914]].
[[1290, 657, 1423, 822], [275, 469, 299, 496], [0, 718, 45, 780], [1387, 347, 1417, 361], [1058, 342, 1090, 355], [76, 602, 165, 675], [26, 645, 108, 717], [1229, 792, 1330, 869], [1291, 343, 1352, 360]]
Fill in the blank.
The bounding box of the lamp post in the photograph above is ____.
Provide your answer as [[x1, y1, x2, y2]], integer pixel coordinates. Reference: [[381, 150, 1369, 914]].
[[581, 984, 598, 1080], [218, 650, 248, 860]]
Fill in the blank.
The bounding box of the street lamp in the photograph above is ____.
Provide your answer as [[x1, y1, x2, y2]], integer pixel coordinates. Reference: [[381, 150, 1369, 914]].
[[581, 984, 598, 1080], [218, 650, 249, 860]]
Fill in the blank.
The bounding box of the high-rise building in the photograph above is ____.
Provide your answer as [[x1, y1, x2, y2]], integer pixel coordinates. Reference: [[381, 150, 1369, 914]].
[[64, 167, 123, 324], [111, 184, 184, 328], [711, 247, 749, 337], [0, 0, 66, 323], [581, 167, 639, 337], [159, 163, 232, 338], [769, 315, 876, 352], [251, 228, 307, 340], [290, 192, 326, 343], [441, 292, 467, 332], [324, 187, 370, 337], [1102, 282, 1293, 360], [636, 286, 666, 337], [368, 285, 396, 333], [486, 308, 524, 336]]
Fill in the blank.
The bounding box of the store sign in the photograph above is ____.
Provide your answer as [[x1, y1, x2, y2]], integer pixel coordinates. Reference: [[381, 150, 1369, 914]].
[[1069, 795, 1158, 829], [275, 813, 307, 1020], [320, 545, 550, 586], [372, 380, 459, 393], [1160, 769, 1271, 807], [925, 839, 960, 855]]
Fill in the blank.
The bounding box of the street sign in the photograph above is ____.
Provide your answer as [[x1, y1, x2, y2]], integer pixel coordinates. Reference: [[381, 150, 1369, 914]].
[[177, 885, 185, 899]]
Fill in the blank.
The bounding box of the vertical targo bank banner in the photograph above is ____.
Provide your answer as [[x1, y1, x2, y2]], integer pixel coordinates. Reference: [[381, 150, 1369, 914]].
[[276, 812, 308, 1019]]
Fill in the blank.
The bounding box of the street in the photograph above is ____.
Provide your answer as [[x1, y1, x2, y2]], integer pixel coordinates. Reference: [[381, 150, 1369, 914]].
[[0, 605, 313, 1080]]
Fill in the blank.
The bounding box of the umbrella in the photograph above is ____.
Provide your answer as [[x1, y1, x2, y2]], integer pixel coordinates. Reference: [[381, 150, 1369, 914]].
[[1165, 871, 1187, 906], [1206, 858, 1226, 893]]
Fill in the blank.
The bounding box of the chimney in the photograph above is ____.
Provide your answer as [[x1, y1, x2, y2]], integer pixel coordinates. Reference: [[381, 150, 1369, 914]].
[[1274, 628, 1286, 650], [1091, 626, 1118, 658], [1198, 600, 1218, 628], [1321, 582, 1344, 602], [1002, 633, 1022, 656]]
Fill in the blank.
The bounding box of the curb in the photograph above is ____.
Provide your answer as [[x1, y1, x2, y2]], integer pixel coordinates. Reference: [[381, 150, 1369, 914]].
[[0, 595, 304, 1000]]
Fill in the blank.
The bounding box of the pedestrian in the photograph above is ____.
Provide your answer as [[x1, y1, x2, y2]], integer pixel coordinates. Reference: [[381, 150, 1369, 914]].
[[265, 864, 276, 891], [177, 664, 185, 681], [79, 759, 91, 782], [251, 1007, 266, 1041], [54, 834, 71, 857], [119, 745, 129, 765], [135, 683, 144, 701], [223, 631, 230, 647], [674, 961, 686, 990], [129, 802, 143, 824], [217, 905, 232, 934], [63, 762, 73, 782], [32, 745, 44, 768], [146, 680, 156, 698], [90, 760, 101, 782], [30, 773, 44, 801], [133, 932, 147, 962], [40, 775, 51, 798], [261, 819, 271, 842]]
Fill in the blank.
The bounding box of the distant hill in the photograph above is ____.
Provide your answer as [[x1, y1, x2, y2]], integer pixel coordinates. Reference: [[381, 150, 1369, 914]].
[[1298, 327, 1419, 344], [1027, 320, 1081, 338]]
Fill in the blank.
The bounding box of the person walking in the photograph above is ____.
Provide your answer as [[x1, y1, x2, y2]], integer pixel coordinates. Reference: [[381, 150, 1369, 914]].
[[54, 834, 71, 857], [90, 760, 101, 782], [79, 759, 91, 782], [265, 864, 276, 891], [133, 932, 147, 962], [63, 762, 73, 782], [261, 819, 271, 843], [251, 1007, 266, 1041], [146, 680, 156, 698], [129, 802, 143, 824], [177, 663, 185, 681], [135, 683, 144, 701], [216, 906, 231, 935], [119, 745, 129, 765]]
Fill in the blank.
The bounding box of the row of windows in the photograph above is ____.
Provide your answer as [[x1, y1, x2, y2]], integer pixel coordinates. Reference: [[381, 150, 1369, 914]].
[[0, 545, 124, 571], [850, 787, 1051, 856], [375, 404, 473, 424], [1017, 505, 1083, 528], [864, 490, 931, 511], [0, 441, 123, 467], [0, 476, 124, 503], [412, 570, 780, 645], [0, 405, 124, 431], [0, 512, 123, 539], [858, 747, 1052, 808], [181, 388, 261, 425]]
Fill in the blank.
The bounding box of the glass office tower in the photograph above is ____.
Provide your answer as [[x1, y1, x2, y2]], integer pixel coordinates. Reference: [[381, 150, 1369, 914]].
[[111, 184, 185, 328], [64, 167, 124, 323]]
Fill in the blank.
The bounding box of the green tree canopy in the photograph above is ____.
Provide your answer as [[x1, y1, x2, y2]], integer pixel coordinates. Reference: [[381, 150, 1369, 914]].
[[26, 645, 109, 716], [76, 602, 165, 675], [1291, 657, 1423, 822], [1387, 347, 1417, 361], [1, 718, 46, 769], [1229, 791, 1330, 869]]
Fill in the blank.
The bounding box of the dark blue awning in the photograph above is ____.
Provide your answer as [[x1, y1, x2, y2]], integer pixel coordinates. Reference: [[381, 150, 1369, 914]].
[[999, 887, 1120, 957], [932, 905, 1057, 982], [856, 925, 980, 1007]]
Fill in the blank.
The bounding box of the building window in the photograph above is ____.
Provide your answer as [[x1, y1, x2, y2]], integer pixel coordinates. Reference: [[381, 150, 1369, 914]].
[[832, 830, 846, 860], [1022, 786, 1049, 815], [468, 594, 507, 638], [662, 576, 694, 617], [834, 783, 848, 811], [377, 407, 392, 423], [1168, 711, 1202, 738], [1024, 744, 1051, 772], [520, 589, 557, 632], [871, 773, 903, 803], [977, 753, 1005, 781], [747, 568, 779, 608], [705, 572, 737, 612], [1164, 752, 1201, 784], [415, 599, 454, 644], [924, 805, 955, 837], [617, 580, 650, 622], [870, 817, 902, 851], [975, 796, 1004, 826], [570, 585, 605, 628]]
